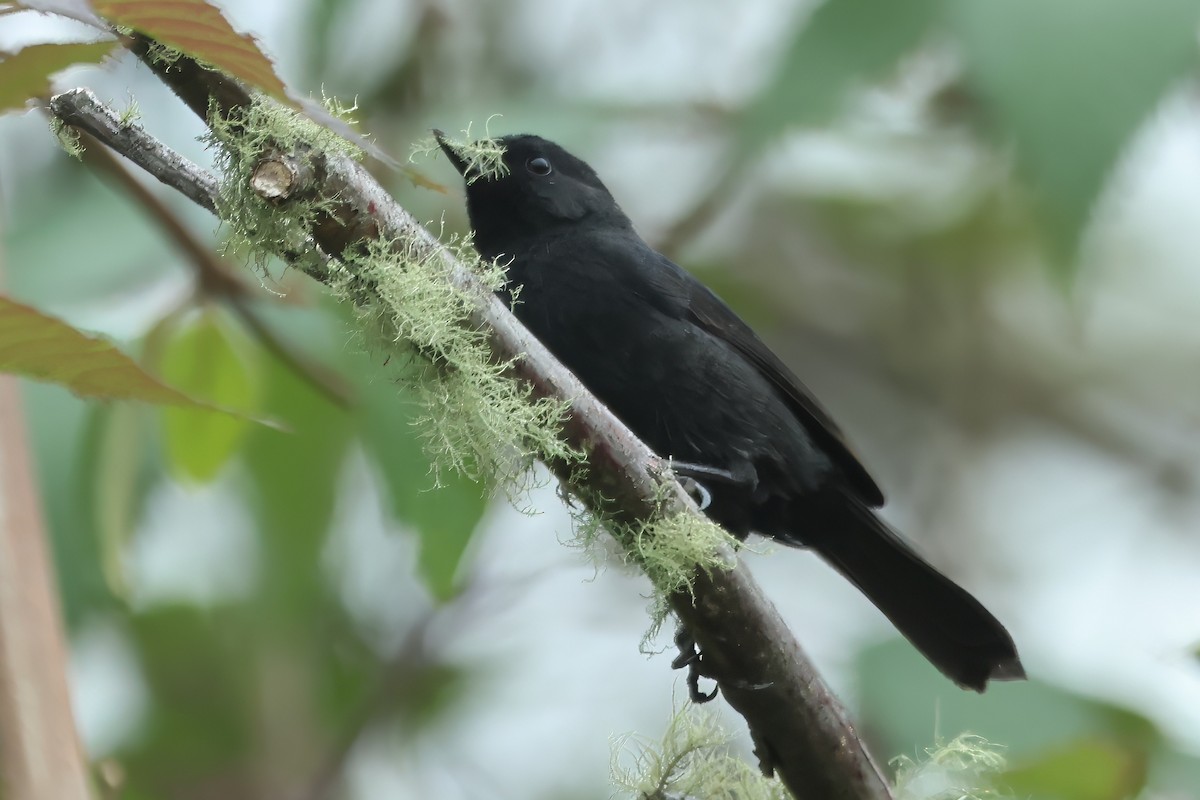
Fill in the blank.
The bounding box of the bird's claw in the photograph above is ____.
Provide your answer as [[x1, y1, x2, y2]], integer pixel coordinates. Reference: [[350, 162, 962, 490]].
[[673, 625, 719, 704]]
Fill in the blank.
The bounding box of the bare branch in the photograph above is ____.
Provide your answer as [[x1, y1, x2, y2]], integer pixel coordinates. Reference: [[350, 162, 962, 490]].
[[49, 82, 894, 800], [49, 91, 220, 213]]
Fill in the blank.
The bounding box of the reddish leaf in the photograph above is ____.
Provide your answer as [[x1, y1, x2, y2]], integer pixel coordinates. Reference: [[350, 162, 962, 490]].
[[92, 0, 289, 101], [0, 295, 241, 413]]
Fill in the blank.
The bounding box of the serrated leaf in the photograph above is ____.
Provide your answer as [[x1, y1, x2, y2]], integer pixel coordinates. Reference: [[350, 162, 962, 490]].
[[0, 295, 242, 413], [1001, 739, 1147, 800], [92, 0, 289, 101], [950, 0, 1200, 265], [741, 0, 943, 152], [159, 310, 257, 483], [0, 41, 118, 114]]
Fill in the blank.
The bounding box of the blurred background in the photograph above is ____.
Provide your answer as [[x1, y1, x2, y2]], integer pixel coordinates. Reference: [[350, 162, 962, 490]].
[[3, 0, 1200, 798]]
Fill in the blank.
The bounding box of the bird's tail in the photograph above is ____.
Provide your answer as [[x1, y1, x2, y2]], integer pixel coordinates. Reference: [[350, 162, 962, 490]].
[[798, 495, 1024, 691]]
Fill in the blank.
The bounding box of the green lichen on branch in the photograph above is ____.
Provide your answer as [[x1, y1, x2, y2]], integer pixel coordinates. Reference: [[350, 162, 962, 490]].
[[332, 233, 578, 489], [141, 38, 187, 70], [202, 95, 362, 277], [202, 96, 576, 493], [612, 704, 788, 800], [412, 121, 508, 184], [49, 116, 82, 159], [567, 474, 739, 646], [892, 735, 1011, 800], [615, 712, 1011, 800]]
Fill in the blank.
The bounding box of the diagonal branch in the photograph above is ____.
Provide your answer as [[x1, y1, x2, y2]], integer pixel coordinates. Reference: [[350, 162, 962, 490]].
[[49, 81, 893, 800]]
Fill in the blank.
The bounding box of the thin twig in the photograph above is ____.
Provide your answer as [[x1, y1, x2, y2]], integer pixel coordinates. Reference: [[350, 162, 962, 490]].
[[50, 84, 895, 800]]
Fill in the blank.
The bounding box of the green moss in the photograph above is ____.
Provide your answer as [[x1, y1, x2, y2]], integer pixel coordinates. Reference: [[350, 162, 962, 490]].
[[332, 233, 578, 491], [412, 121, 508, 184], [319, 88, 360, 126], [142, 39, 186, 69], [566, 468, 739, 647], [49, 116, 82, 160], [203, 98, 576, 495], [117, 96, 141, 128], [612, 704, 789, 800], [202, 96, 363, 277], [616, 714, 1011, 800], [892, 734, 1011, 800]]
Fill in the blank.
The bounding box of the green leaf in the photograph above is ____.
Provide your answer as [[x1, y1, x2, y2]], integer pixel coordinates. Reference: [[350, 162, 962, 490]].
[[0, 295, 265, 424], [158, 310, 258, 483], [0, 41, 117, 114], [741, 0, 943, 151], [242, 345, 351, 618], [950, 0, 1200, 264], [1001, 739, 1147, 800]]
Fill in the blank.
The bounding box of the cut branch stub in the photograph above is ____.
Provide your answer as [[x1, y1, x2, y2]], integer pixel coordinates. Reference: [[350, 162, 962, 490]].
[[249, 152, 311, 203]]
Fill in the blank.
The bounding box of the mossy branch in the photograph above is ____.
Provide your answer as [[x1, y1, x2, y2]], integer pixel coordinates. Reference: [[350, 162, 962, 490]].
[[49, 42, 894, 799]]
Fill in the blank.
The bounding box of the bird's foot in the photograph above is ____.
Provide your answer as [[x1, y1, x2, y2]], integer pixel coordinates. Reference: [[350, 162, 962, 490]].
[[672, 625, 718, 703]]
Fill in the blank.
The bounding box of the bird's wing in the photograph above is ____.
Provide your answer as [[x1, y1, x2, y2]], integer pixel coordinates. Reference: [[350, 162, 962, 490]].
[[645, 251, 885, 506]]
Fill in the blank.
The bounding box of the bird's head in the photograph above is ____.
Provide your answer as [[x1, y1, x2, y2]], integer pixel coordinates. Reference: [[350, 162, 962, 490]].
[[435, 131, 630, 256]]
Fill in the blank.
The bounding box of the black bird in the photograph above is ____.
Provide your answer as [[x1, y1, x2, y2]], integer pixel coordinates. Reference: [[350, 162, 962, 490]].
[[436, 131, 1024, 692]]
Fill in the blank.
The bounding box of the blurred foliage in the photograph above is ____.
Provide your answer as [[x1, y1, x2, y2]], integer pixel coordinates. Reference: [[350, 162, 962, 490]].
[[742, 0, 943, 147], [750, 0, 1200, 268], [156, 308, 259, 484], [0, 295, 253, 413], [859, 639, 1200, 800], [2, 1, 1200, 799], [351, 348, 488, 603], [947, 0, 1200, 267]]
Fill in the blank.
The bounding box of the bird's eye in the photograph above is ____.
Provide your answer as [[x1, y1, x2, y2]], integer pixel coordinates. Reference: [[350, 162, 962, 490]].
[[525, 156, 553, 176]]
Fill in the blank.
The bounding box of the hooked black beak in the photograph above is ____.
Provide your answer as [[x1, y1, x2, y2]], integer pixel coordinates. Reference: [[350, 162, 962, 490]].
[[433, 129, 471, 178]]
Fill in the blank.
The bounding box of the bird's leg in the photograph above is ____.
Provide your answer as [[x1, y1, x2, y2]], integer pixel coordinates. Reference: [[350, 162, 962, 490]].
[[677, 476, 712, 510], [669, 461, 743, 485], [669, 460, 753, 512], [672, 623, 718, 703]]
